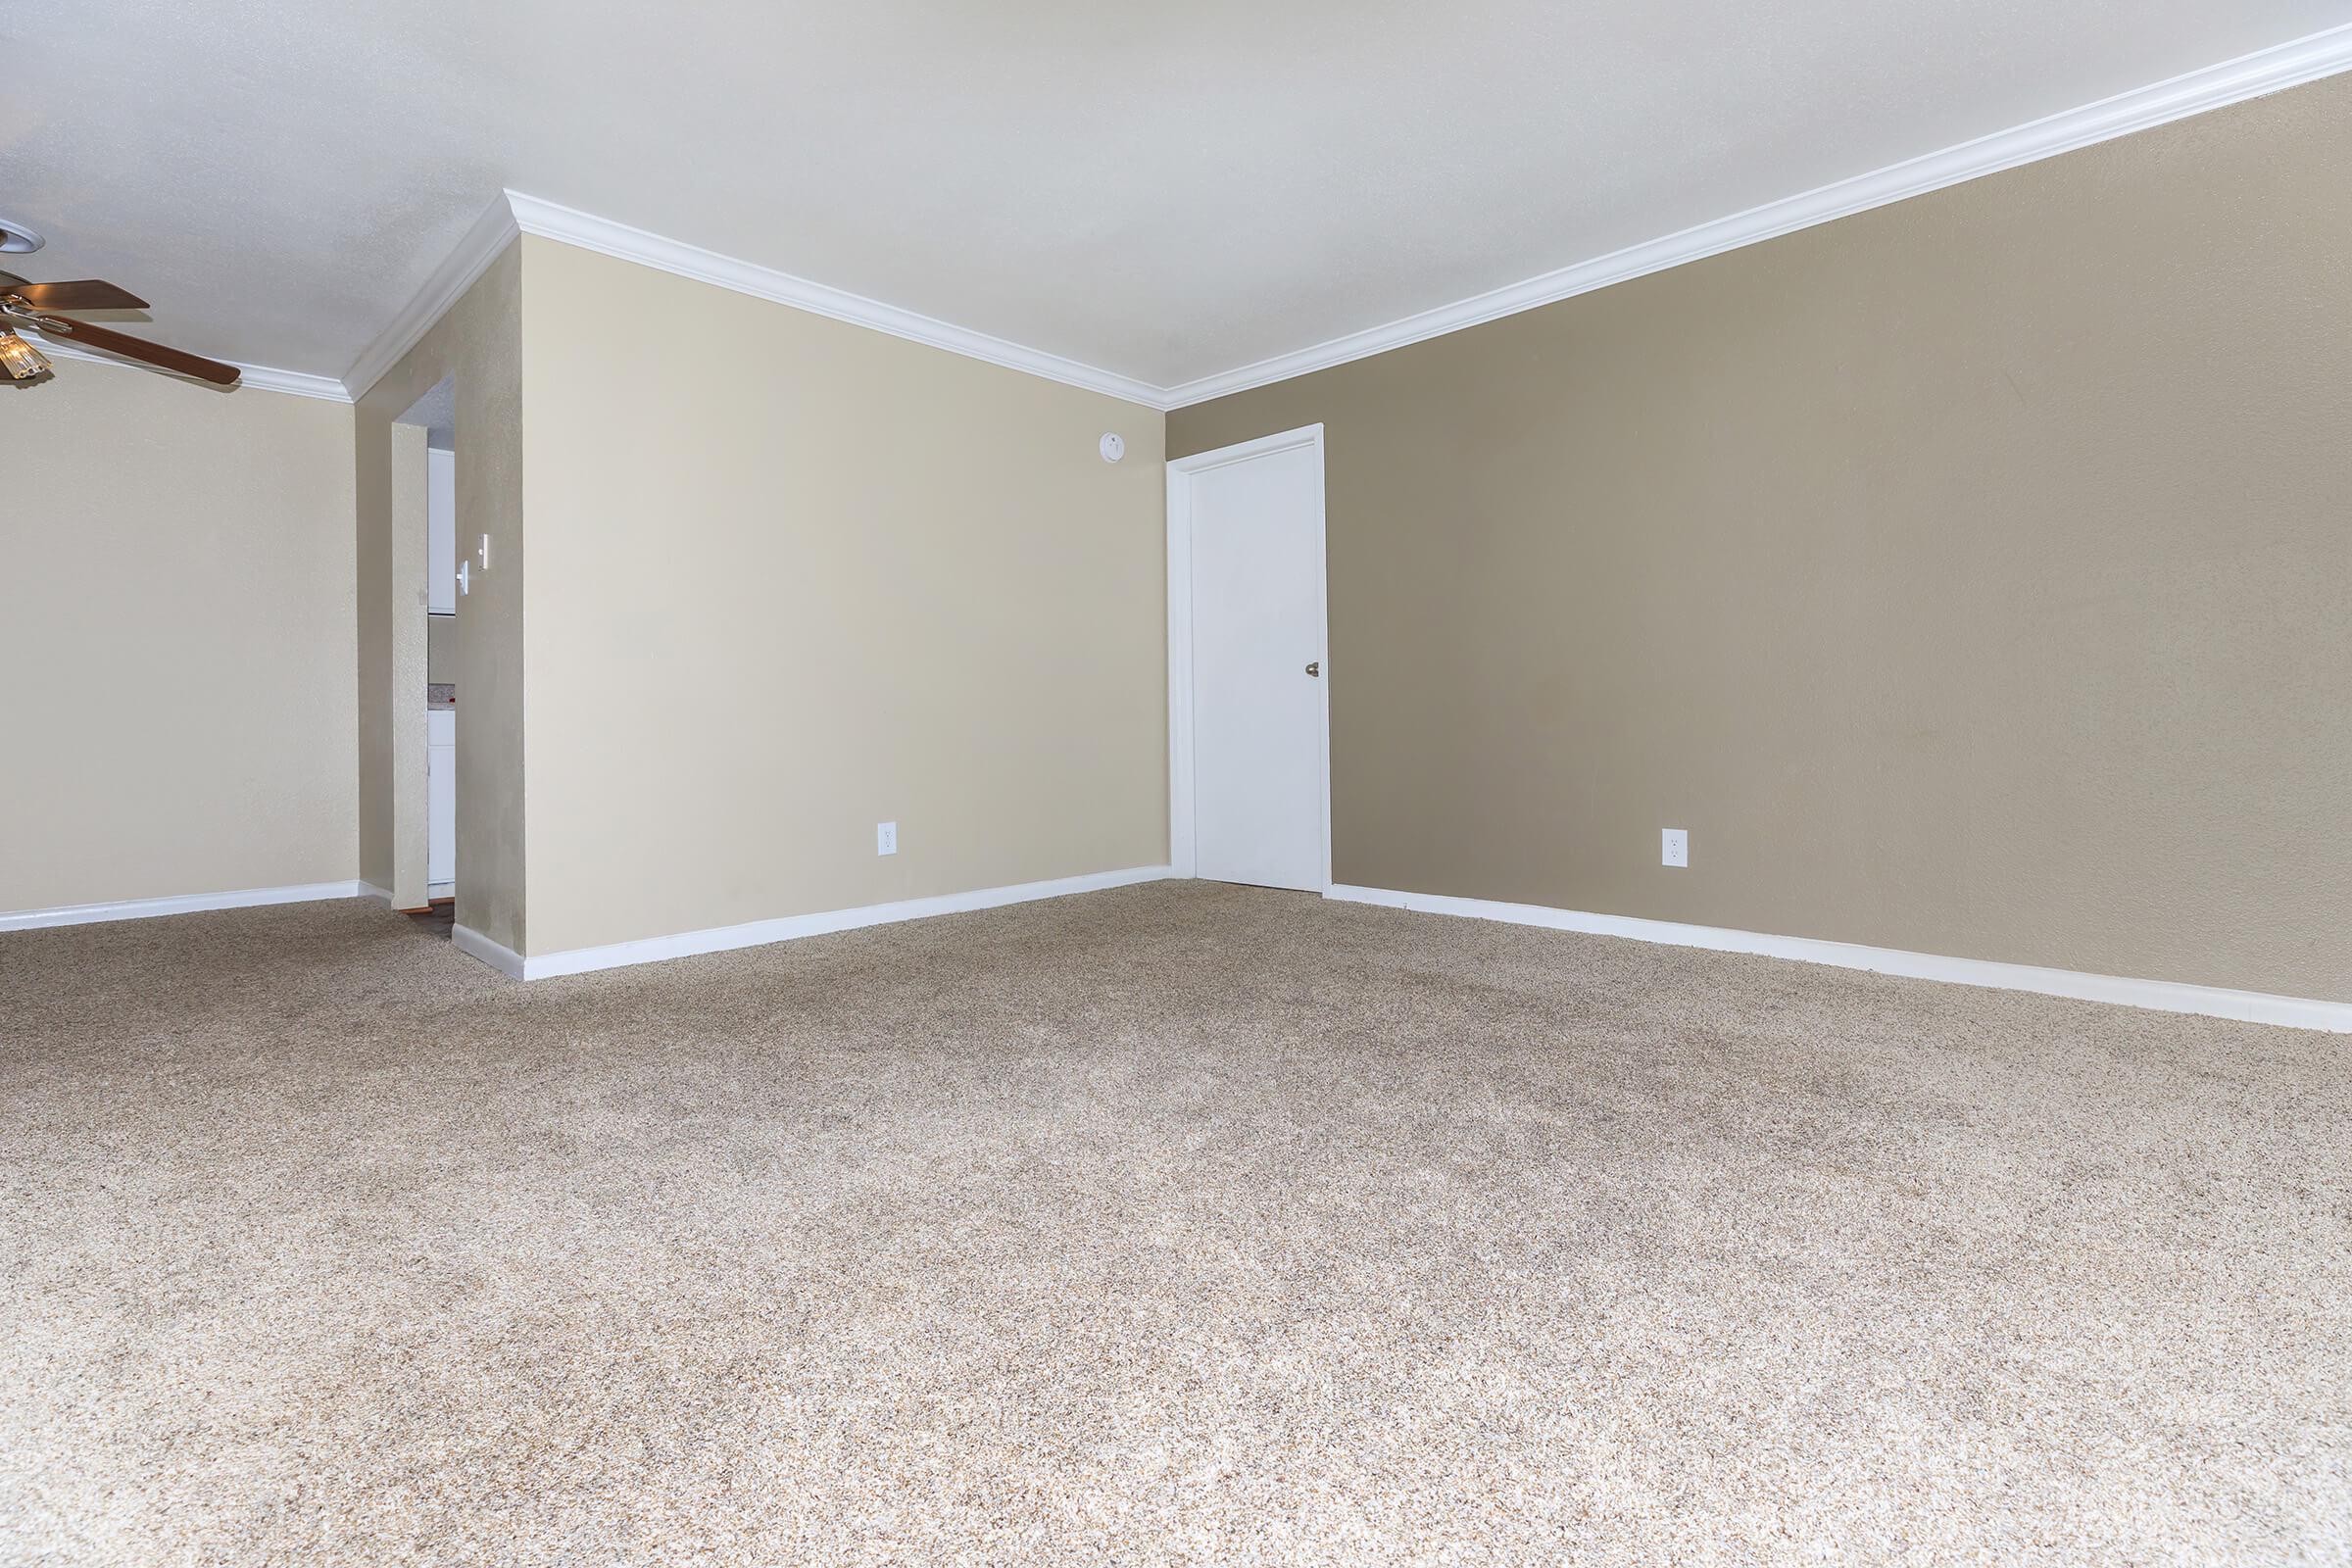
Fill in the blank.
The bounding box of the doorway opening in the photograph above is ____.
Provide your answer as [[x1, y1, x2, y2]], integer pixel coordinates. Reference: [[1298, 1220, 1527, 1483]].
[[396, 374, 459, 928]]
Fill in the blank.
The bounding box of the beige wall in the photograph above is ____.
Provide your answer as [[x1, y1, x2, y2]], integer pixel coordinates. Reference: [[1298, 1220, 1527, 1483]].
[[354, 242, 527, 945], [1, 361, 357, 913], [515, 236, 1167, 956], [368, 419, 429, 906], [1169, 76, 2352, 1003]]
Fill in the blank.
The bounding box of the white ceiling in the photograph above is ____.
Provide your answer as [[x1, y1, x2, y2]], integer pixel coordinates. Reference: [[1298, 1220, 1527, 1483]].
[[402, 375, 456, 450], [7, 0, 2348, 396]]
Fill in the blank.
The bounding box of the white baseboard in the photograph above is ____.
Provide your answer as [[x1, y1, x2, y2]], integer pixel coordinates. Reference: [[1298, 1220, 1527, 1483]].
[[451, 920, 526, 978], [0, 880, 365, 933], [366, 881, 449, 911], [454, 864, 1175, 981], [1328, 884, 2352, 1035]]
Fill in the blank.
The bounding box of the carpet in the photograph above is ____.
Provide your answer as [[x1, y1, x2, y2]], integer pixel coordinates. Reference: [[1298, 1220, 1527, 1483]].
[[2, 881, 2346, 1565]]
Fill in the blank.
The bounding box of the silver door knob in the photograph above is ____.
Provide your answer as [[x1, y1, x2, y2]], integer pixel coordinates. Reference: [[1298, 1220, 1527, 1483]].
[[1305, 662, 1320, 677]]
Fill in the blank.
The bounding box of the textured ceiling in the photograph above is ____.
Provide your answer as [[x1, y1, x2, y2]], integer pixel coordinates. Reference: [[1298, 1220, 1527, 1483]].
[[5, 0, 2348, 391], [402, 375, 456, 449]]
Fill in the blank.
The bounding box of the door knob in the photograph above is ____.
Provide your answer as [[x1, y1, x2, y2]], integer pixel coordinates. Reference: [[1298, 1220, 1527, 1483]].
[[1305, 661, 1320, 677]]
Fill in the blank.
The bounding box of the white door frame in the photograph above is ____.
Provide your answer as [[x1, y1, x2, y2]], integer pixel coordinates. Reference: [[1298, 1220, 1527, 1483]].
[[1164, 423, 1332, 890]]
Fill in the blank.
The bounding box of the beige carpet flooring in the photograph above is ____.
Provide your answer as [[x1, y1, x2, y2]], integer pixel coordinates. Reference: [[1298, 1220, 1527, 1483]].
[[2, 882, 2347, 1566]]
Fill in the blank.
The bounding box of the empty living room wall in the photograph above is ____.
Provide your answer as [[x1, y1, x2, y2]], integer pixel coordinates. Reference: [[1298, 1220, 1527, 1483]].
[[512, 235, 1169, 958], [1, 359, 357, 917], [1168, 74, 2352, 1003]]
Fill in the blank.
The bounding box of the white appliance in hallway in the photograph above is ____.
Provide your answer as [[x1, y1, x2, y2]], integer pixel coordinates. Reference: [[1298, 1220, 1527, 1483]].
[[1168, 426, 1331, 893], [426, 708, 455, 893]]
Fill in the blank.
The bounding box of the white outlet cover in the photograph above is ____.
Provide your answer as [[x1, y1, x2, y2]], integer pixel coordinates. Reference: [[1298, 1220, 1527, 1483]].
[[1662, 828, 1688, 867], [877, 821, 898, 856]]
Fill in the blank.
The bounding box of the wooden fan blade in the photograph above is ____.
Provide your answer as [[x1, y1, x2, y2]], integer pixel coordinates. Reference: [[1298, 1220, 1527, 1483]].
[[36, 318, 238, 386], [7, 279, 150, 312]]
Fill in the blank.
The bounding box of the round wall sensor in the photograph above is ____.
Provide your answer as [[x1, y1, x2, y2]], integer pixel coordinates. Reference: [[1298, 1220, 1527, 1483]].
[[1099, 432, 1125, 464], [0, 218, 45, 255]]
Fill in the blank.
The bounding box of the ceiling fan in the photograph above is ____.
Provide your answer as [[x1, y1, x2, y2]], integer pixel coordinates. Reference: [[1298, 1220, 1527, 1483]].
[[1, 270, 241, 388]]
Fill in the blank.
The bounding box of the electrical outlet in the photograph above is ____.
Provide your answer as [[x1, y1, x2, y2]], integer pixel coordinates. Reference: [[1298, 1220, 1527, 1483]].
[[1661, 828, 1688, 868], [876, 821, 897, 856]]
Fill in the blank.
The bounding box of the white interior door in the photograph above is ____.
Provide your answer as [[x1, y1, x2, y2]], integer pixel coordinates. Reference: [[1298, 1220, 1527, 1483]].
[[1179, 432, 1329, 891]]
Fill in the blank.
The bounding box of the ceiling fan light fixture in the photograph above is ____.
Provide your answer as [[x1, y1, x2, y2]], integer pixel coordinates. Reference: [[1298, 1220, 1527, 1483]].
[[0, 329, 54, 379], [0, 217, 43, 254]]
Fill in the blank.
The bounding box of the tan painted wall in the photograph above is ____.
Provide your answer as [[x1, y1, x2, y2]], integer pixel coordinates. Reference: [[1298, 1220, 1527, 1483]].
[[515, 236, 1167, 956], [1169, 76, 2352, 1003], [1, 362, 357, 913], [354, 242, 527, 947], [368, 420, 429, 906]]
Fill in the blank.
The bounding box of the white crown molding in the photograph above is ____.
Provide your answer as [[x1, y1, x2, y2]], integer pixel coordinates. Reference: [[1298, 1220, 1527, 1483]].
[[0, 880, 363, 932], [502, 190, 1168, 410], [24, 328, 352, 402], [235, 364, 354, 401], [341, 193, 522, 401], [293, 24, 2352, 416], [1162, 23, 2352, 408], [1328, 885, 2352, 1035], [455, 863, 1172, 980]]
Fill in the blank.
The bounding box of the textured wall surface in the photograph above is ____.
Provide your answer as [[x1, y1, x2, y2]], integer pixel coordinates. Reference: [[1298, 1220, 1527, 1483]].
[[514, 237, 1168, 956], [1, 362, 356, 912], [1170, 77, 2352, 1001]]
